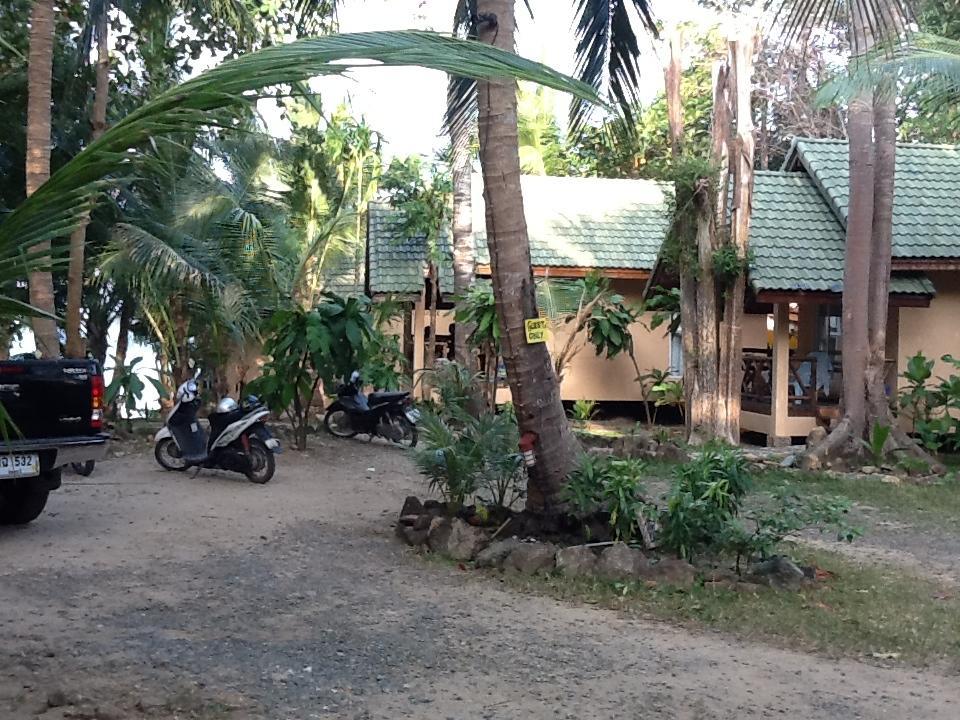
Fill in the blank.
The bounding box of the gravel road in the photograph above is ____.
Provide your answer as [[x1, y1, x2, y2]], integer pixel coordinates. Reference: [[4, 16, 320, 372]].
[[1, 438, 957, 719]]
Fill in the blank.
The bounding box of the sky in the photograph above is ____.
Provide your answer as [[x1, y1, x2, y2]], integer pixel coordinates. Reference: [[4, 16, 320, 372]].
[[268, 0, 725, 160]]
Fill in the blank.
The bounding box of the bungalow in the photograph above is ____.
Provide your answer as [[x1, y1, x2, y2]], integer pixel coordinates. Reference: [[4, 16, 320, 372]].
[[733, 138, 960, 445], [364, 138, 960, 445], [366, 174, 680, 402]]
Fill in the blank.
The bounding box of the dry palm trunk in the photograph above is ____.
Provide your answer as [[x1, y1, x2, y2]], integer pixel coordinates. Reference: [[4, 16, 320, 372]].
[[66, 6, 110, 358], [451, 126, 475, 367], [26, 0, 60, 358], [476, 0, 579, 513]]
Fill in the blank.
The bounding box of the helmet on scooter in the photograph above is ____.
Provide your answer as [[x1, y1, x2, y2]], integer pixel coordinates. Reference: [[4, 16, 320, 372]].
[[216, 397, 239, 414]]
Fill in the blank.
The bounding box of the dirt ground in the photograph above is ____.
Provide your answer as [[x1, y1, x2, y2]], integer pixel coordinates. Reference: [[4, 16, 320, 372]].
[[1, 438, 958, 720]]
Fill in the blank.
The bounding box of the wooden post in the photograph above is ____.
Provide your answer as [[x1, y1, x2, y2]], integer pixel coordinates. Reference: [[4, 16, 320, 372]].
[[412, 289, 426, 400], [770, 303, 791, 447]]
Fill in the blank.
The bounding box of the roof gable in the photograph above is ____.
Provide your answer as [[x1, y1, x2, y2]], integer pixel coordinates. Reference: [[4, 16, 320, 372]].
[[750, 170, 934, 297], [783, 138, 960, 260]]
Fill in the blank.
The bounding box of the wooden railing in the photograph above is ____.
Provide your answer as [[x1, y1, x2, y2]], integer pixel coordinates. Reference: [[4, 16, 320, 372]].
[[741, 351, 820, 418]]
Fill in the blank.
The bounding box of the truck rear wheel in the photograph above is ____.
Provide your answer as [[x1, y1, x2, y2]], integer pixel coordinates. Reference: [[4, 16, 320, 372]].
[[0, 484, 51, 525]]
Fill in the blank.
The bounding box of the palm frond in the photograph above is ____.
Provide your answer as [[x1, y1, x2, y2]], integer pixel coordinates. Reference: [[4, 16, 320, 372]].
[[818, 33, 960, 108], [570, 0, 658, 137], [0, 30, 599, 274], [771, 0, 913, 52]]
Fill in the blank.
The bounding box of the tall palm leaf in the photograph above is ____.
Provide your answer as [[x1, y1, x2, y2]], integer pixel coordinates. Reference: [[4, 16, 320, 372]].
[[0, 30, 599, 320]]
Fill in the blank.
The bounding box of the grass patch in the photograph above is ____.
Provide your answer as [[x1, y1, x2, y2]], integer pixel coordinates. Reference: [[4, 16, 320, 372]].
[[497, 547, 960, 668], [760, 469, 960, 530]]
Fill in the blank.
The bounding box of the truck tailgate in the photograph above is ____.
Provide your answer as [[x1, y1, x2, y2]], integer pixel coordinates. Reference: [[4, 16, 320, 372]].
[[0, 360, 99, 439]]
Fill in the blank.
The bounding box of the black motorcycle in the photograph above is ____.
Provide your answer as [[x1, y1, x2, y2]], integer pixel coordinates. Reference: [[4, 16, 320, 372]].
[[324, 371, 419, 447]]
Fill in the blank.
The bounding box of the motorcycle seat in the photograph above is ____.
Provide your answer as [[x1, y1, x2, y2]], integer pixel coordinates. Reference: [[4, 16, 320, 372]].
[[368, 391, 409, 403]]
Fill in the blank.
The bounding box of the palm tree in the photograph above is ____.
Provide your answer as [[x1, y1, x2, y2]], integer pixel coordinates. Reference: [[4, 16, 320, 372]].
[[0, 31, 597, 330], [452, 0, 656, 512], [25, 0, 59, 357]]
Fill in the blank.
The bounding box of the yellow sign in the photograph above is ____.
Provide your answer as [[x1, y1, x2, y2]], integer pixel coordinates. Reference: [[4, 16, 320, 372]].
[[524, 318, 549, 344]]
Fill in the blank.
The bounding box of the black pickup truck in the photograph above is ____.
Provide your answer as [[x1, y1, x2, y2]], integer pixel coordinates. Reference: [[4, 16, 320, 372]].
[[0, 359, 109, 525]]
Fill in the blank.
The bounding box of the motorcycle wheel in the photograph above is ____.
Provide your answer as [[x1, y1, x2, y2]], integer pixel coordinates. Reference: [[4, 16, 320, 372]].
[[324, 408, 358, 438], [155, 438, 188, 471], [392, 416, 418, 448], [246, 437, 275, 484], [71, 460, 95, 477]]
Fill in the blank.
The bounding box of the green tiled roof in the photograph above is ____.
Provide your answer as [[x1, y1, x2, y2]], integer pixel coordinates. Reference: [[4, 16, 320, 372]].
[[367, 175, 671, 294], [785, 138, 960, 259], [750, 171, 934, 296], [473, 175, 672, 270], [367, 203, 454, 296]]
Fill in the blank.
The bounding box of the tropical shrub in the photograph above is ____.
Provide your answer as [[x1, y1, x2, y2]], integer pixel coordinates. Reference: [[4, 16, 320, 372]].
[[896, 352, 960, 452], [563, 454, 653, 542], [249, 293, 378, 450], [659, 443, 751, 559], [569, 399, 598, 426], [105, 356, 168, 431], [412, 407, 524, 510], [660, 444, 860, 568]]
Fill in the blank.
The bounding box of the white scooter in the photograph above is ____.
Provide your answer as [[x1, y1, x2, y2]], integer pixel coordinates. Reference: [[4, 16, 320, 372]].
[[154, 371, 280, 483]]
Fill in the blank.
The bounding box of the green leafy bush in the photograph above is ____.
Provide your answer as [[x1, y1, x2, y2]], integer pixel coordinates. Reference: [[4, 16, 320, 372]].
[[718, 488, 861, 572], [570, 399, 598, 426], [659, 443, 751, 559], [249, 293, 379, 450], [105, 356, 168, 431], [564, 454, 653, 542], [412, 407, 524, 510], [659, 444, 860, 568], [896, 352, 960, 452]]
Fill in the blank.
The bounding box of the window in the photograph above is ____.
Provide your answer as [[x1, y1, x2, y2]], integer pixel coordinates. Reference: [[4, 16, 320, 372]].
[[816, 305, 842, 354], [669, 327, 683, 377]]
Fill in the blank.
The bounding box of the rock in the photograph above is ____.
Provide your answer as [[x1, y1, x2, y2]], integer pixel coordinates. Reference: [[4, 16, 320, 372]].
[[656, 443, 690, 463], [399, 496, 424, 518], [860, 465, 878, 475], [423, 499, 446, 517], [413, 514, 433, 531], [596, 543, 643, 581], [638, 556, 697, 587], [779, 454, 797, 469], [612, 431, 657, 459], [475, 537, 522, 569], [587, 447, 615, 459], [746, 556, 809, 590], [877, 474, 902, 485], [806, 426, 827, 449], [798, 453, 822, 472], [504, 541, 558, 575], [555, 545, 598, 578], [445, 518, 489, 561], [394, 523, 429, 547], [426, 517, 453, 553]]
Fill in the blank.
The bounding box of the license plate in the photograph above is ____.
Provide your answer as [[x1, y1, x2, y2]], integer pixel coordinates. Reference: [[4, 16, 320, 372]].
[[0, 453, 39, 478], [405, 408, 421, 423]]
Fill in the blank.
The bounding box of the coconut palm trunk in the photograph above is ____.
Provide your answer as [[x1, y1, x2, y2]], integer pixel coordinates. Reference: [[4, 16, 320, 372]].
[[475, 0, 579, 513], [26, 0, 60, 357], [451, 129, 475, 367], [66, 5, 111, 358]]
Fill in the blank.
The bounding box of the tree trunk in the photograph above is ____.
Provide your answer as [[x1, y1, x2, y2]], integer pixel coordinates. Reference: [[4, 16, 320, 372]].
[[451, 125, 475, 367], [666, 28, 697, 436], [426, 262, 439, 373], [476, 0, 579, 513], [26, 0, 60, 358], [718, 35, 756, 444], [115, 300, 132, 368], [66, 4, 111, 358]]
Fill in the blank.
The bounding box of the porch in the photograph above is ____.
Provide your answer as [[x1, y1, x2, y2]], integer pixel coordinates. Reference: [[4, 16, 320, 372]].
[[739, 302, 902, 446]]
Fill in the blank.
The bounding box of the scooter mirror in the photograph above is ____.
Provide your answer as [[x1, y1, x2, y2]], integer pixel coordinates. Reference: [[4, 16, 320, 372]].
[[193, 367, 202, 380]]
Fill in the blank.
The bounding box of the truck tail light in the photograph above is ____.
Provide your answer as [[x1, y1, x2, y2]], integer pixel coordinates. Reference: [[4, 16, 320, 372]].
[[91, 374, 104, 429]]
